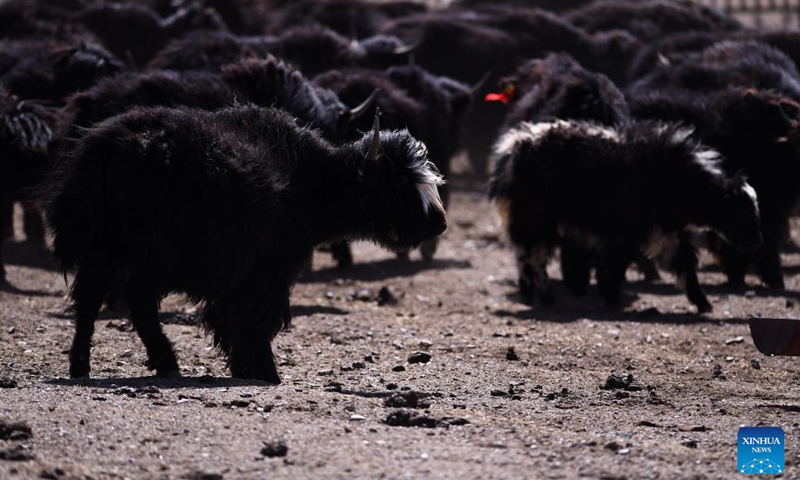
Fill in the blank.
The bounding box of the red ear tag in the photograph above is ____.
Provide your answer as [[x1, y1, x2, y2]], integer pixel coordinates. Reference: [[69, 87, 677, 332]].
[[484, 92, 510, 103], [484, 83, 516, 104]]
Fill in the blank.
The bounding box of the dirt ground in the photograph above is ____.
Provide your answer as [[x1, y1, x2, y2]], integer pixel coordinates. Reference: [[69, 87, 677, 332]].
[[2, 180, 800, 480]]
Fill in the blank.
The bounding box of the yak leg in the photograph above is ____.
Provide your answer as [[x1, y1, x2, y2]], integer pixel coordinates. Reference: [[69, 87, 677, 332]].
[[717, 240, 750, 288], [206, 287, 286, 383], [515, 243, 553, 306], [635, 254, 661, 282], [596, 242, 635, 307], [670, 232, 712, 313], [22, 204, 46, 246], [228, 294, 286, 383], [419, 238, 439, 262], [754, 238, 784, 290], [560, 238, 592, 296], [0, 194, 12, 285], [69, 256, 116, 378], [330, 241, 354, 268], [125, 274, 179, 377]]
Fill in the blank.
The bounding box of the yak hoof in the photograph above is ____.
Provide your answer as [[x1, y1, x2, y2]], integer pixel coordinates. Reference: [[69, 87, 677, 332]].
[[69, 362, 90, 379], [395, 250, 410, 261], [420, 240, 438, 262], [695, 301, 713, 314]]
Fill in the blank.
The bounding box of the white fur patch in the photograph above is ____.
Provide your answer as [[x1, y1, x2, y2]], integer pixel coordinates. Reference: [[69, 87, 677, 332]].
[[408, 140, 445, 214], [693, 148, 725, 177], [417, 182, 443, 214], [670, 127, 694, 145], [492, 120, 621, 159], [742, 181, 759, 216]]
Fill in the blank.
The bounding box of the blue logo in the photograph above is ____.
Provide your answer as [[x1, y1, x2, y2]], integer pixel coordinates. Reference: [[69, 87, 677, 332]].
[[738, 427, 785, 475]]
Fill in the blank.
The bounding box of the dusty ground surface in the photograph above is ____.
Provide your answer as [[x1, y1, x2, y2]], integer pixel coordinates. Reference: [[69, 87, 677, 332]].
[[2, 181, 800, 480]]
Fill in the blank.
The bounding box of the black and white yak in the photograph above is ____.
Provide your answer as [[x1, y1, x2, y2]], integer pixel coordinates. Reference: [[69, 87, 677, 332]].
[[629, 87, 800, 289], [48, 105, 447, 383], [486, 53, 663, 288], [488, 120, 762, 311]]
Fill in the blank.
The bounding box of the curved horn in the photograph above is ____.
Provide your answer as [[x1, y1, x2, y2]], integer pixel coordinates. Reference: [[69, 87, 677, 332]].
[[366, 108, 381, 162], [349, 89, 380, 120], [468, 71, 492, 96], [393, 38, 421, 55]]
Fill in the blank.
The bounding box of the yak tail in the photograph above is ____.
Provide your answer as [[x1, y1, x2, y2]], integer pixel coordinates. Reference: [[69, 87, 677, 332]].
[[47, 135, 124, 275]]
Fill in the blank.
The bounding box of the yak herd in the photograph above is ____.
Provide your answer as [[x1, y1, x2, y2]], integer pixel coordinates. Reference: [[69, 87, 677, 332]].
[[0, 0, 798, 383]]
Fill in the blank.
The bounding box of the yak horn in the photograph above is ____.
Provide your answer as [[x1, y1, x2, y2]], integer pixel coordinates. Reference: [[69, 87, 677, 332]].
[[366, 108, 381, 162], [394, 39, 421, 55], [468, 71, 492, 95], [349, 89, 380, 120]]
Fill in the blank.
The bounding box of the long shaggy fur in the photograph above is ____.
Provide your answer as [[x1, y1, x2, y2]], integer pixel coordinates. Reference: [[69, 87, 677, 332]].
[[149, 25, 411, 76], [489, 119, 762, 311], [49, 104, 446, 382], [314, 65, 471, 263], [630, 87, 800, 289], [67, 56, 361, 142]]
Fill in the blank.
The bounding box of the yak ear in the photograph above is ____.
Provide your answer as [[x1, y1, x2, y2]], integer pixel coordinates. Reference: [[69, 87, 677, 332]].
[[365, 108, 381, 162]]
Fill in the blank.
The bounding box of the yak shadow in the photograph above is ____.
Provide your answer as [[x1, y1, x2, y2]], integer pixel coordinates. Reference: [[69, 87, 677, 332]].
[[3, 240, 58, 272], [627, 280, 800, 301], [46, 375, 276, 389], [755, 404, 800, 413], [291, 305, 349, 317], [493, 303, 745, 325], [0, 280, 60, 297], [48, 306, 349, 324], [323, 386, 444, 400], [495, 280, 747, 325], [303, 257, 471, 284]]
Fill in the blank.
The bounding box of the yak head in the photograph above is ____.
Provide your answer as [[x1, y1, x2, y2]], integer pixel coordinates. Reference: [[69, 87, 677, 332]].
[[354, 110, 447, 249], [709, 171, 762, 252]]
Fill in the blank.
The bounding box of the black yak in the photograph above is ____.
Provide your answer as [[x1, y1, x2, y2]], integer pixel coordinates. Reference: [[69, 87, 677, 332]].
[[489, 53, 629, 133], [627, 41, 800, 103], [77, 2, 228, 67], [269, 0, 427, 39], [489, 119, 762, 311], [0, 38, 125, 102], [49, 105, 447, 382], [66, 56, 377, 142], [380, 8, 641, 174], [565, 0, 741, 42], [149, 25, 413, 76], [0, 85, 61, 285], [629, 87, 800, 289]]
